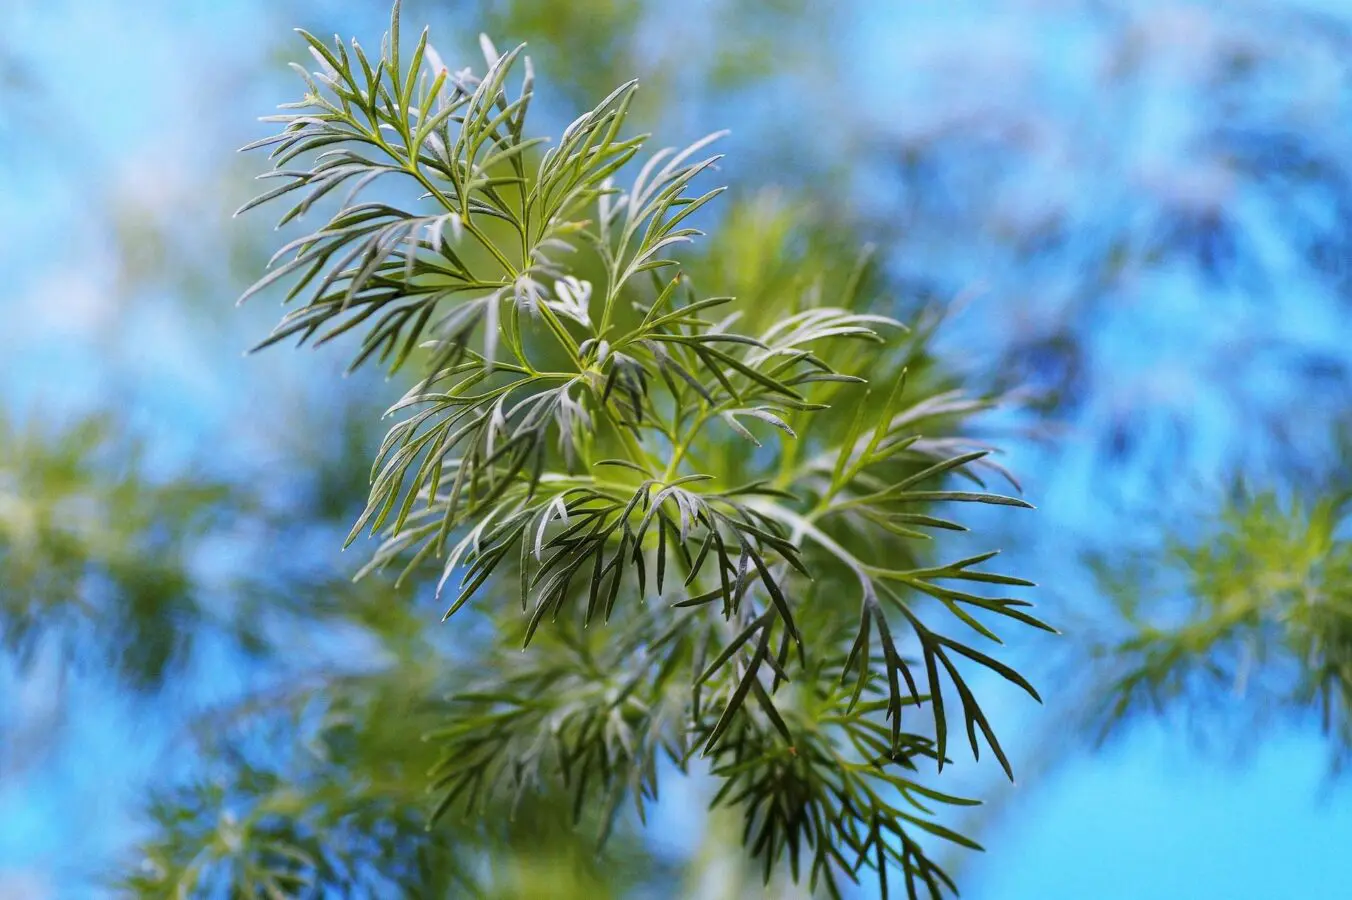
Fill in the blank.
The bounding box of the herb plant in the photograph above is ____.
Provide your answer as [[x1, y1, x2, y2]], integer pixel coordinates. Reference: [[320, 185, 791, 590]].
[[233, 4, 1052, 896]]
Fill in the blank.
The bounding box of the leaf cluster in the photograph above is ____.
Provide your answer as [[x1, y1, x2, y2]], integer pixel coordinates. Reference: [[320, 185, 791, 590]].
[[219, 4, 1053, 896]]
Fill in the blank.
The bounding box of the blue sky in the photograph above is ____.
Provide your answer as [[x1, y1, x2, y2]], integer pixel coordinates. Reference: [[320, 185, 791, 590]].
[[3, 1, 1351, 897]]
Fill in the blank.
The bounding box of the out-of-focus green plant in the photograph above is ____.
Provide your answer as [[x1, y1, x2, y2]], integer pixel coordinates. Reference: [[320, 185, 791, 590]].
[[1079, 484, 1352, 769], [0, 411, 230, 691], [472, 0, 828, 121], [119, 654, 670, 899], [150, 5, 1054, 897]]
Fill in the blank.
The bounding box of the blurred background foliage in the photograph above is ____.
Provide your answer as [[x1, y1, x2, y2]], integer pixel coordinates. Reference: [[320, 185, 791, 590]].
[[1078, 483, 1352, 769], [2, 0, 1351, 897]]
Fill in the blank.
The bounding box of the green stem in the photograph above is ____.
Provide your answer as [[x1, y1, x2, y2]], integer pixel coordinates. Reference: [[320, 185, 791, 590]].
[[534, 301, 583, 366], [596, 259, 624, 338], [594, 396, 657, 474], [369, 127, 518, 279], [664, 408, 713, 481], [663, 394, 749, 481], [462, 218, 518, 277]]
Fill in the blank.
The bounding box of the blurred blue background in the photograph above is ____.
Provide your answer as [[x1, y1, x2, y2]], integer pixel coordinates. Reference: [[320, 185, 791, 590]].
[[3, 0, 1351, 897]]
